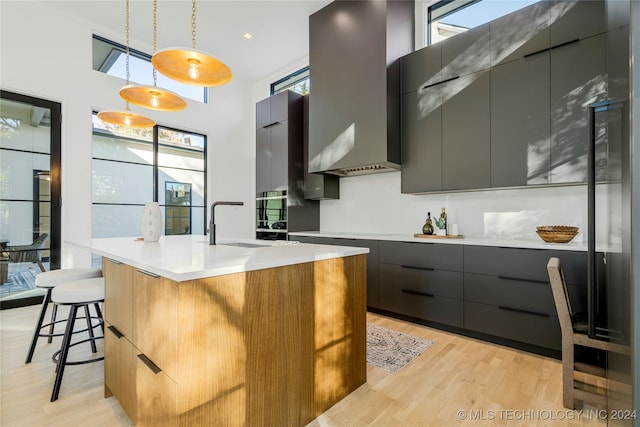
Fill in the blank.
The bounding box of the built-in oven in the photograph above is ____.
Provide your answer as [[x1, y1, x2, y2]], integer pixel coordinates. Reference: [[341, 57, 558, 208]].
[[256, 191, 287, 240]]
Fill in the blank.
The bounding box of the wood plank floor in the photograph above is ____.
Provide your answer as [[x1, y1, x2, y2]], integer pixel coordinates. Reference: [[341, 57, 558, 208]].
[[1, 305, 606, 426]]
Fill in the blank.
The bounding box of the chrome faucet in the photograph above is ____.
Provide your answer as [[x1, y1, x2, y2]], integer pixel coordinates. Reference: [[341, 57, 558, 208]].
[[209, 201, 244, 245]]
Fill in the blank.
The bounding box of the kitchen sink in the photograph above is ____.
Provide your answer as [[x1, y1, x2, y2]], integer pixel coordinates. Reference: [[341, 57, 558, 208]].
[[220, 242, 271, 248]]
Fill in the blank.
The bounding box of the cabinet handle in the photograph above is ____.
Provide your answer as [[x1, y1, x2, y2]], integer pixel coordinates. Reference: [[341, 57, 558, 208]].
[[498, 305, 549, 318], [401, 289, 434, 298], [421, 75, 460, 90], [137, 354, 162, 374], [262, 121, 281, 128], [107, 325, 124, 339], [401, 265, 434, 271], [106, 258, 122, 265], [137, 269, 160, 278], [524, 38, 580, 58], [497, 275, 548, 285]]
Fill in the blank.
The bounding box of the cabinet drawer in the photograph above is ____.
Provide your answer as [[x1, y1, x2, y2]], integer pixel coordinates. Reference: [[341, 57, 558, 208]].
[[379, 241, 462, 271], [464, 273, 556, 316], [464, 301, 561, 350], [464, 246, 587, 285], [104, 322, 137, 421], [136, 353, 177, 427], [380, 263, 462, 299], [379, 280, 463, 327], [103, 258, 134, 338], [132, 268, 178, 382]]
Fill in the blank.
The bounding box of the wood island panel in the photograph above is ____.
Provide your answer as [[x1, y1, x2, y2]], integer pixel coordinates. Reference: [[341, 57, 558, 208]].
[[103, 254, 367, 427]]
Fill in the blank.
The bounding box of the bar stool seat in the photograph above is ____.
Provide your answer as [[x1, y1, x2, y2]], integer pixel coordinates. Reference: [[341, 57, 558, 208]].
[[50, 277, 105, 402], [25, 268, 102, 364]]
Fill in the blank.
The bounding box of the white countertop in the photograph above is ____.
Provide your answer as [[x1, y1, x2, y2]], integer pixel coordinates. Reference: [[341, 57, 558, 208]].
[[288, 231, 592, 251], [73, 235, 369, 282]]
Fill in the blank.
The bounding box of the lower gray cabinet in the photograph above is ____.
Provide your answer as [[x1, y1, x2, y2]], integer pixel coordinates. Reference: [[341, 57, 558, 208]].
[[378, 241, 464, 327], [292, 236, 380, 308], [463, 245, 588, 352]]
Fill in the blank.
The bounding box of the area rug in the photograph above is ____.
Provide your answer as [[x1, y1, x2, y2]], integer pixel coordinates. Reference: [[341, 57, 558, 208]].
[[366, 324, 434, 374]]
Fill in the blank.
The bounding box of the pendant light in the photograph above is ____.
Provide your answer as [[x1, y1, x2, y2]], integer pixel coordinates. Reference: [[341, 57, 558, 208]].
[[97, 0, 155, 128], [119, 0, 187, 111], [151, 0, 232, 87]]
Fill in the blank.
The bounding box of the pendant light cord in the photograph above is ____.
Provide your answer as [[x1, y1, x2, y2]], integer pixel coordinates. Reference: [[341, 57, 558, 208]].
[[191, 0, 197, 49], [124, 0, 131, 110], [153, 0, 158, 87]]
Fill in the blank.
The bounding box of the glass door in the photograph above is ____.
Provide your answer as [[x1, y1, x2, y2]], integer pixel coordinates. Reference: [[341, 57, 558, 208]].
[[0, 90, 61, 309]]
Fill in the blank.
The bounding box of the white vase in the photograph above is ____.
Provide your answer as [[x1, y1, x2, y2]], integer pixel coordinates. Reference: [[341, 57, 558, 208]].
[[141, 202, 162, 242], [436, 228, 447, 236]]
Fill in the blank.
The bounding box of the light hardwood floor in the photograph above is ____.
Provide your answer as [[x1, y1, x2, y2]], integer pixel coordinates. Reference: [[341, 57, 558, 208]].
[[1, 305, 606, 426]]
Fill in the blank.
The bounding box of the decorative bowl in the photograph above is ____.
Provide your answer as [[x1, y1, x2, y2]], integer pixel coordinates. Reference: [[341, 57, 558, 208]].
[[536, 226, 579, 243]]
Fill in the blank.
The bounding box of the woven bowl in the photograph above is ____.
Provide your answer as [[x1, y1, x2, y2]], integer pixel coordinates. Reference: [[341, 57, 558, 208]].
[[536, 226, 579, 243]]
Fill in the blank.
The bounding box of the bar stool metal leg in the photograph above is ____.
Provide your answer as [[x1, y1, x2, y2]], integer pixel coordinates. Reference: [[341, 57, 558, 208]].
[[47, 304, 58, 344], [84, 305, 97, 354], [25, 288, 52, 364], [51, 305, 78, 402]]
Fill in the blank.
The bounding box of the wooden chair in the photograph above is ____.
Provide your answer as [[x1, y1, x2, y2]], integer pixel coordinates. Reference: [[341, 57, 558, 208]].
[[547, 257, 630, 409]]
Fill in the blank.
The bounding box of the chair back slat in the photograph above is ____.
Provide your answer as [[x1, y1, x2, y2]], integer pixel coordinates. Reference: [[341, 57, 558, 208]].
[[547, 257, 574, 335]]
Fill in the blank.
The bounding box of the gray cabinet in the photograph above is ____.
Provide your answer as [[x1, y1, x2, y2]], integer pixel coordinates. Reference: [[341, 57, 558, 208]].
[[463, 245, 589, 351], [490, 52, 551, 187], [378, 241, 464, 327], [292, 236, 380, 309], [256, 91, 303, 194], [400, 89, 442, 193], [400, 43, 441, 94], [549, 33, 607, 184], [490, 1, 550, 67], [440, 23, 491, 80], [442, 71, 491, 191], [399, 0, 620, 194]]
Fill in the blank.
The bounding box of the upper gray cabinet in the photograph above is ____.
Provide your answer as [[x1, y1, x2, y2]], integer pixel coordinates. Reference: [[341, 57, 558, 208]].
[[490, 1, 550, 67], [255, 91, 303, 194], [440, 23, 490, 80], [308, 0, 414, 176], [548, 0, 606, 46], [401, 88, 442, 193], [400, 0, 623, 194], [441, 71, 491, 191], [490, 52, 551, 187], [401, 43, 441, 95], [549, 33, 607, 184]]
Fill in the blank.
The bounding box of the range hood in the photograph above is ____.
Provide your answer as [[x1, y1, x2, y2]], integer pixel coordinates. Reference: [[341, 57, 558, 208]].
[[308, 0, 414, 177]]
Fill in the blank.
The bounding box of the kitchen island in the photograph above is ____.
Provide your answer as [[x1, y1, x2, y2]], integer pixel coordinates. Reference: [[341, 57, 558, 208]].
[[84, 235, 368, 427]]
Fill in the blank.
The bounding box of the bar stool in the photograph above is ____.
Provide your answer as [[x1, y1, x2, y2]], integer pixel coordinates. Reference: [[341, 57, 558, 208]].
[[50, 277, 105, 402], [25, 268, 102, 364]]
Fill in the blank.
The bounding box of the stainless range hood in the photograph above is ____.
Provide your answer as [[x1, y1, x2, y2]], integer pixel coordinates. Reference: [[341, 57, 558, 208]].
[[308, 0, 414, 177]]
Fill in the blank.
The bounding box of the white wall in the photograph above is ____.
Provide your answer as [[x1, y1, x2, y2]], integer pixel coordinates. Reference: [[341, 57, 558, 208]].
[[1, 1, 255, 267]]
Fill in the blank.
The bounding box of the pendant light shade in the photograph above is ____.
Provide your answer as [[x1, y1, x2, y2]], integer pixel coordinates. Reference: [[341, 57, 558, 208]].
[[152, 47, 232, 86], [97, 109, 156, 128], [120, 84, 187, 111], [151, 0, 232, 87]]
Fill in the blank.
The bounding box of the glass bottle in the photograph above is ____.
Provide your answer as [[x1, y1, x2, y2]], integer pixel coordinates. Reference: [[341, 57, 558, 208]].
[[422, 212, 434, 235]]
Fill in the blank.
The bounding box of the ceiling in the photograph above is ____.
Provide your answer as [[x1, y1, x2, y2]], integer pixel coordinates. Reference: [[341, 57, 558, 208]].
[[45, 0, 333, 83]]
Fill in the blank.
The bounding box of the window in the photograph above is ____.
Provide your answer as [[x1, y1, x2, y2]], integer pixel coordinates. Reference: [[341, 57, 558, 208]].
[[92, 35, 207, 103], [427, 0, 540, 45], [91, 113, 206, 239], [271, 67, 310, 95]]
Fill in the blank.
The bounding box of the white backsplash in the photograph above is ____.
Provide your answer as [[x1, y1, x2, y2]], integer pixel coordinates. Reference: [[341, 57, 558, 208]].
[[318, 171, 615, 244]]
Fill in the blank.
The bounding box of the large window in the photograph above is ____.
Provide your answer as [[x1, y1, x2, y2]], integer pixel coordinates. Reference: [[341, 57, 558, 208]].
[[92, 35, 207, 104], [427, 0, 540, 45], [91, 113, 206, 239]]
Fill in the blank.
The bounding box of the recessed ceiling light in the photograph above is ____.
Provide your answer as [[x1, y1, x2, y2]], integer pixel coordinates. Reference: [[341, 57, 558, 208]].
[[244, 33, 253, 40]]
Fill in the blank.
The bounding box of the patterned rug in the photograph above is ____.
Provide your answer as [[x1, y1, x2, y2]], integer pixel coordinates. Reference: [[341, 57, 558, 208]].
[[366, 324, 435, 374], [0, 267, 38, 298]]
